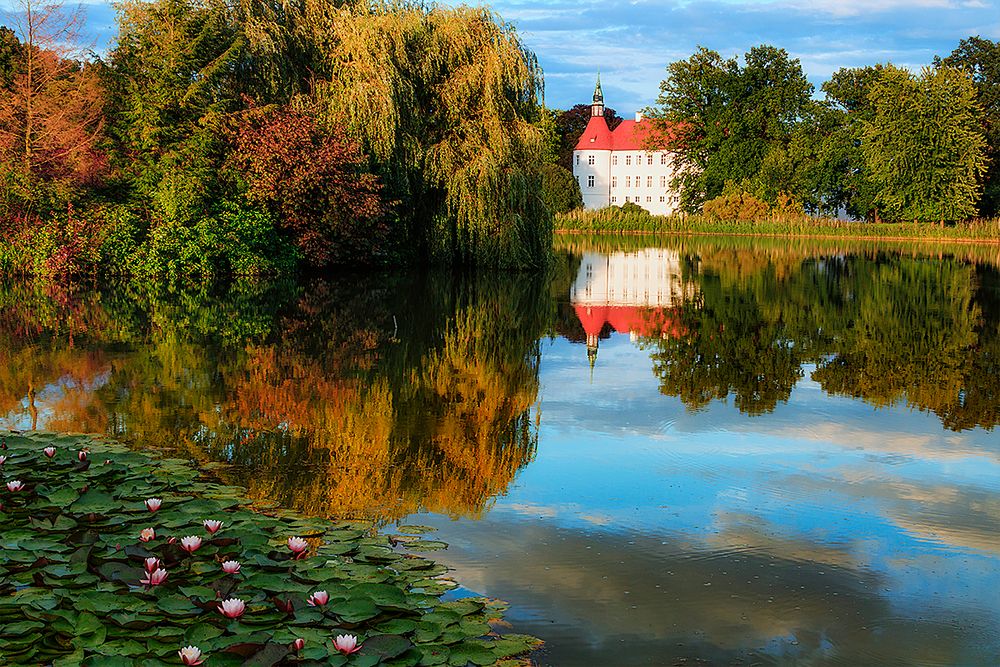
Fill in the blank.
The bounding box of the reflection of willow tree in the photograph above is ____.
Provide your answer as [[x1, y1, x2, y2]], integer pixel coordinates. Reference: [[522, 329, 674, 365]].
[[1, 274, 546, 522]]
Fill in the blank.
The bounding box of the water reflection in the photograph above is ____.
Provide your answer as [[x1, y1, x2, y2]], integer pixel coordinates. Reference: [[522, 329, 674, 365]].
[[2, 238, 1000, 665]]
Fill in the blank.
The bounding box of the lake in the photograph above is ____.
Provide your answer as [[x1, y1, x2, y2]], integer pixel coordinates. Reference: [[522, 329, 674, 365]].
[[2, 235, 999, 666]]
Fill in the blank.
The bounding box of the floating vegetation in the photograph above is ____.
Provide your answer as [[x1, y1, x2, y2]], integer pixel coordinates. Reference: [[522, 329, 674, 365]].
[[0, 432, 541, 665]]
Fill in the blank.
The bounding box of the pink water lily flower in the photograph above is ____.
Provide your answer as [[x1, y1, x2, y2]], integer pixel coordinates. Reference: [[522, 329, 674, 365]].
[[6, 480, 24, 492], [178, 645, 205, 665], [144, 557, 161, 573], [145, 498, 162, 512], [141, 567, 168, 586], [221, 560, 241, 574], [0, 455, 7, 465], [43, 446, 56, 458], [218, 598, 246, 619], [78, 450, 88, 462], [179, 536, 202, 553], [287, 536, 309, 555], [203, 519, 223, 534], [334, 634, 361, 655], [306, 590, 329, 606], [139, 527, 156, 542], [292, 638, 305, 651]]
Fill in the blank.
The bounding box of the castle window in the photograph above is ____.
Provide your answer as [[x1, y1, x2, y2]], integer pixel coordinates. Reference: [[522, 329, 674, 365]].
[[660, 175, 666, 187], [647, 176, 653, 187], [612, 155, 618, 166], [647, 154, 653, 165], [588, 155, 595, 165], [660, 154, 667, 165], [612, 177, 617, 187], [626, 176, 631, 187], [626, 155, 631, 166], [576, 154, 580, 165], [588, 175, 595, 188], [659, 196, 665, 202], [611, 196, 616, 203], [646, 196, 651, 202]]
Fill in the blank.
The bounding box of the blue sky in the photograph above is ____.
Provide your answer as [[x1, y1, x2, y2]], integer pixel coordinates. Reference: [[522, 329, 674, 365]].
[[3, 0, 998, 114], [449, 0, 1000, 113]]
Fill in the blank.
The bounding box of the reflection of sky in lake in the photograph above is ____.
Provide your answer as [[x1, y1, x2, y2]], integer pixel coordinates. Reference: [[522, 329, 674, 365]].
[[406, 333, 1000, 666]]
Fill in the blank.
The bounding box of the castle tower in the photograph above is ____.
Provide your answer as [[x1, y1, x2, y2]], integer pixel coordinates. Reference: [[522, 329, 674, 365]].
[[591, 74, 604, 118]]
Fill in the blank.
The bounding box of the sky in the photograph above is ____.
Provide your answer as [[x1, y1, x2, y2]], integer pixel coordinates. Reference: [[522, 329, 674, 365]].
[[441, 0, 1000, 113], [2, 0, 998, 114]]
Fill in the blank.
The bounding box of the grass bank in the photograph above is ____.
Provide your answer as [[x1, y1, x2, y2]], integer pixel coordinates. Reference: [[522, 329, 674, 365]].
[[0, 431, 539, 666], [555, 208, 1000, 244]]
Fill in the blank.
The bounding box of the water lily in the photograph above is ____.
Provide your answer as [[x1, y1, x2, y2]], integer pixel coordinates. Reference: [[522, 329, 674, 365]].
[[139, 527, 156, 542], [179, 536, 202, 553], [292, 638, 305, 651], [0, 455, 7, 465], [287, 536, 309, 555], [144, 557, 161, 573], [140, 567, 168, 586], [103, 459, 112, 465], [334, 634, 362, 655], [145, 498, 162, 512], [178, 645, 205, 665], [43, 446, 56, 458], [6, 480, 24, 492], [221, 560, 241, 574], [306, 590, 329, 606], [203, 519, 223, 534], [78, 450, 88, 462], [167, 536, 178, 544], [218, 598, 246, 619], [273, 597, 294, 614]]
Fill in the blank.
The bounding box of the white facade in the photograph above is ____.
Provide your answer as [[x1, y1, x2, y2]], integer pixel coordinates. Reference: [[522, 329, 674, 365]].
[[569, 249, 691, 309], [573, 139, 681, 216]]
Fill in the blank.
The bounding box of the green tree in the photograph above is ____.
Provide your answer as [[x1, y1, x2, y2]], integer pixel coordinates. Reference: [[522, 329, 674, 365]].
[[937, 37, 1000, 217], [863, 65, 988, 223], [538, 163, 582, 214], [552, 103, 622, 169], [650, 45, 814, 211], [106, 0, 247, 224]]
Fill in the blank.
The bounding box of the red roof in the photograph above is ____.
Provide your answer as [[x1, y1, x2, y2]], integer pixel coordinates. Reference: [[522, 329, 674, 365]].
[[574, 117, 670, 151], [574, 305, 685, 338]]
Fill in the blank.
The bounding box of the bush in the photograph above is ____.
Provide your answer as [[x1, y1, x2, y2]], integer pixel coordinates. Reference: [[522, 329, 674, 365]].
[[702, 189, 770, 221]]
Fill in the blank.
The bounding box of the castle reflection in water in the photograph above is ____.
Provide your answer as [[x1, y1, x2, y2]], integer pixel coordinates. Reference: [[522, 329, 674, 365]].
[[569, 249, 696, 364]]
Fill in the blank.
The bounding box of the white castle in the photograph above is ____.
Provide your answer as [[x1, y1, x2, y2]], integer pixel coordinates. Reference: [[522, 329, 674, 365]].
[[571, 76, 682, 216]]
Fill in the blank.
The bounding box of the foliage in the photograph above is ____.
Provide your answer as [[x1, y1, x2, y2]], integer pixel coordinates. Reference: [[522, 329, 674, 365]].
[[311, 3, 551, 268], [229, 103, 388, 267], [0, 431, 542, 665], [0, 1, 106, 217], [702, 187, 770, 221], [106, 0, 247, 225], [937, 36, 1000, 217], [863, 65, 988, 223], [650, 45, 815, 211], [538, 164, 583, 214]]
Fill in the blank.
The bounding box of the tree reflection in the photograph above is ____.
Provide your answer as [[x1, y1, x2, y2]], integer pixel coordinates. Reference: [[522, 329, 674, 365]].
[[0, 273, 547, 523]]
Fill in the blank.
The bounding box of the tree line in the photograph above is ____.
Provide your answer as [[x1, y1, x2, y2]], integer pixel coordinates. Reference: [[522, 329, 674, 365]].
[[0, 0, 554, 279], [649, 40, 999, 224]]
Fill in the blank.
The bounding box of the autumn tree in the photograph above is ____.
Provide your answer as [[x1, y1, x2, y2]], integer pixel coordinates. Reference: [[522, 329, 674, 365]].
[[863, 65, 988, 223], [228, 103, 387, 266], [0, 0, 105, 214]]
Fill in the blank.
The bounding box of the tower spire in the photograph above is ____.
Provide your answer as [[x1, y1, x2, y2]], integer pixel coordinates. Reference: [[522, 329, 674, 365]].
[[591, 72, 605, 118]]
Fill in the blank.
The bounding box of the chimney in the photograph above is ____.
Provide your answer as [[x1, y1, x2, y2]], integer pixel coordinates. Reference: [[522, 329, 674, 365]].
[[635, 112, 643, 122]]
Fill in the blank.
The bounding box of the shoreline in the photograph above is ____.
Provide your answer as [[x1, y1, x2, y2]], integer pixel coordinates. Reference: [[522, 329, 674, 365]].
[[554, 227, 1000, 246]]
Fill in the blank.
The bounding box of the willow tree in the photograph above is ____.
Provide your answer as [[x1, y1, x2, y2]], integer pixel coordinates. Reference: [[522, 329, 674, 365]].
[[311, 2, 551, 268]]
